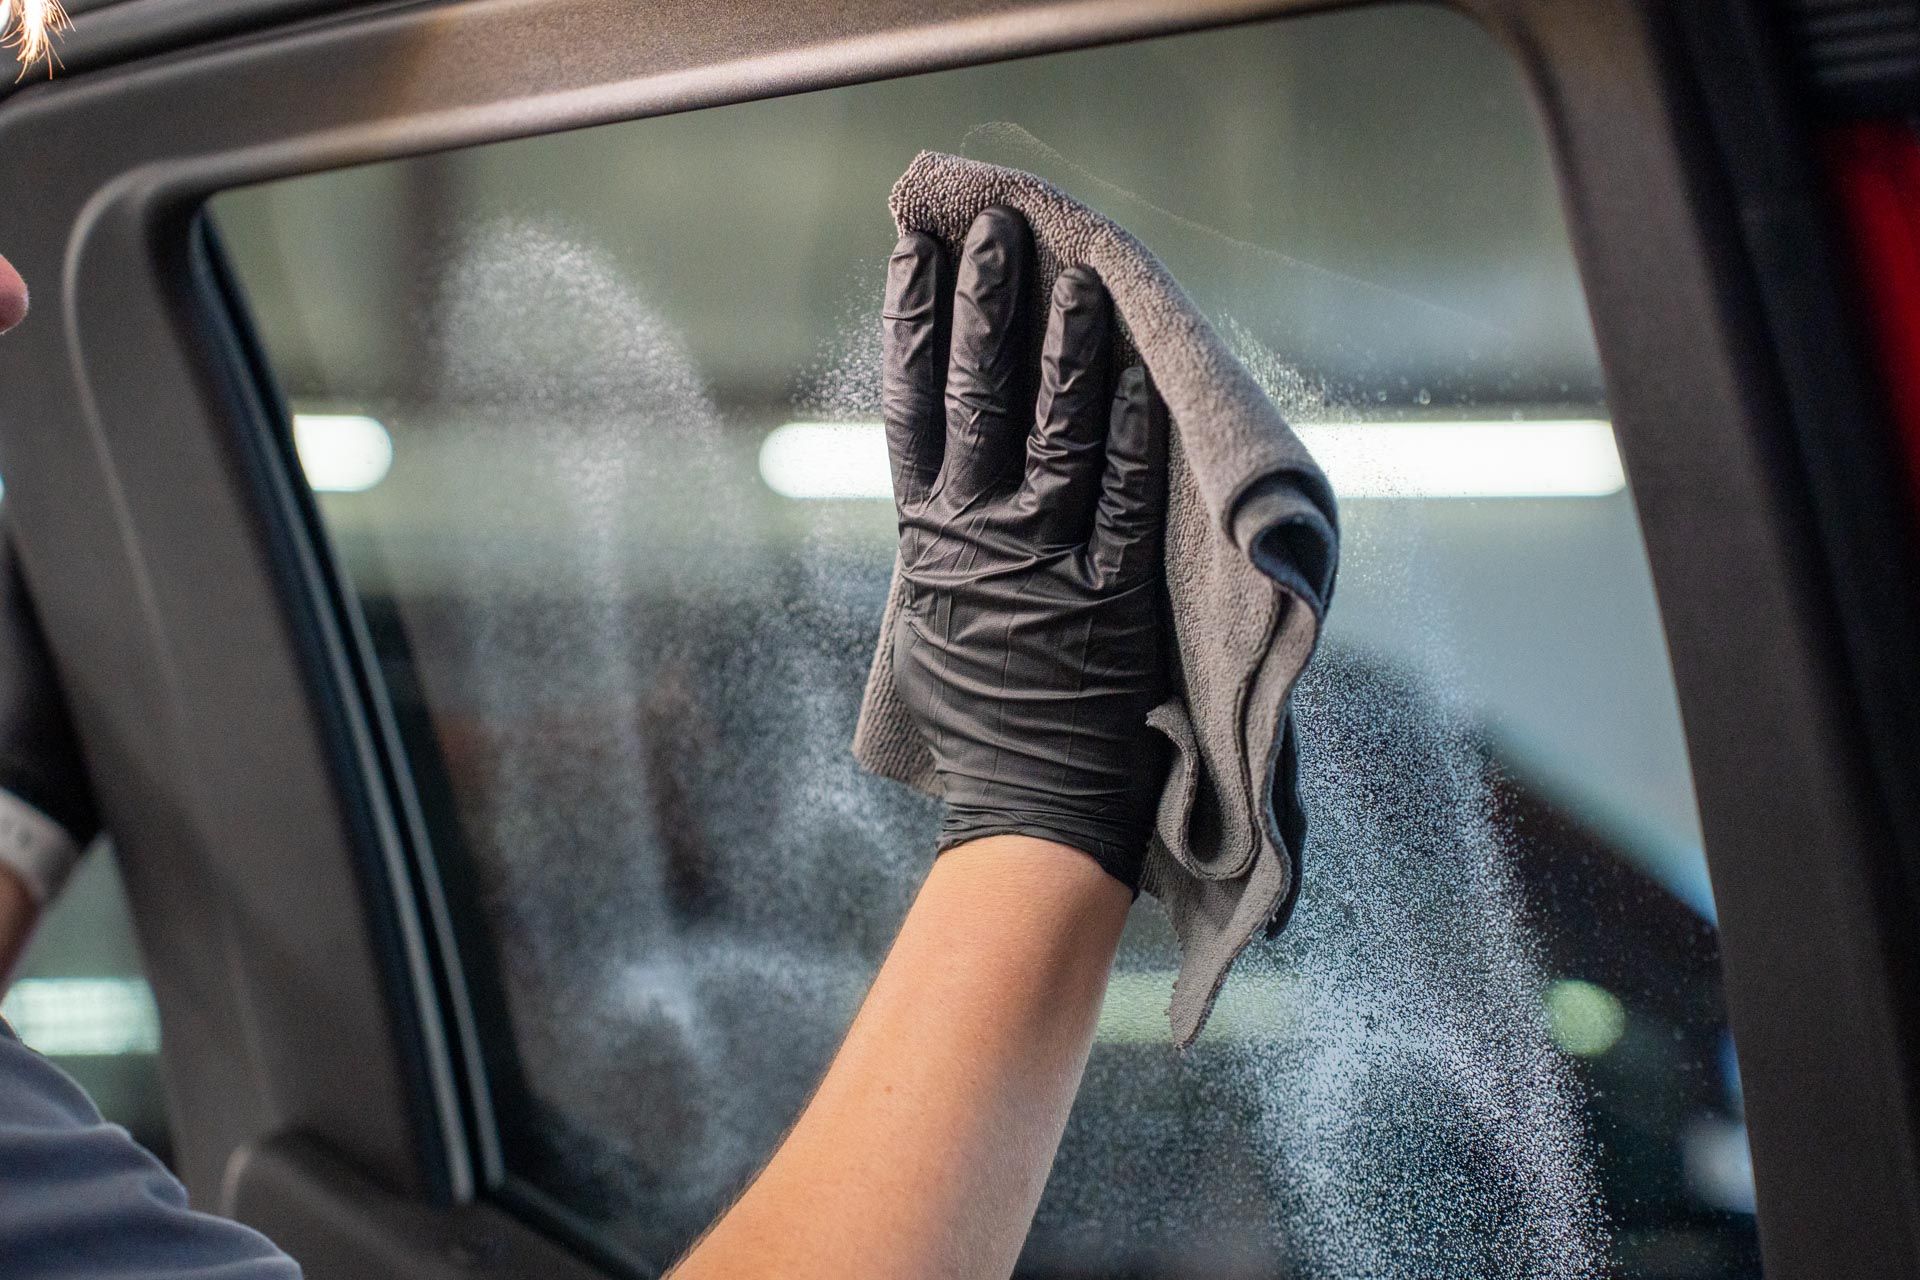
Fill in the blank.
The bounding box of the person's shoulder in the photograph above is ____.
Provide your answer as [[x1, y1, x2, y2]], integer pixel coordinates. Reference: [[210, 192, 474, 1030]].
[[0, 1008, 107, 1127], [0, 1021, 305, 1278]]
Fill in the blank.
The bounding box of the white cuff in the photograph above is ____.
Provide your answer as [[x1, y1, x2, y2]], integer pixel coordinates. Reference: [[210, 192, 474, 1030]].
[[0, 789, 82, 905]]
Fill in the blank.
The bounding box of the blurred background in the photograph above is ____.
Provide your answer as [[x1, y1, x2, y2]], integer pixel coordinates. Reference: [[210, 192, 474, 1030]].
[[11, 4, 1758, 1277]]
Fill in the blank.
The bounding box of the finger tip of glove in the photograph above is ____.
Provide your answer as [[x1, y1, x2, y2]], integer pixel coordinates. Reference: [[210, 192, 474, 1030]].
[[888, 232, 944, 289], [892, 229, 940, 259], [966, 204, 1030, 253], [1051, 264, 1106, 310]]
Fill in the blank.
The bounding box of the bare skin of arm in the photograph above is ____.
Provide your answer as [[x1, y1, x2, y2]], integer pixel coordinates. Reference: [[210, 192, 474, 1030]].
[[0, 863, 38, 988], [668, 834, 1130, 1280], [0, 252, 24, 334]]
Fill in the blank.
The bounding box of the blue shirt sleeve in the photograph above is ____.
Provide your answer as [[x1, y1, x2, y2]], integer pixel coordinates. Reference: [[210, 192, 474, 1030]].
[[0, 1018, 301, 1279]]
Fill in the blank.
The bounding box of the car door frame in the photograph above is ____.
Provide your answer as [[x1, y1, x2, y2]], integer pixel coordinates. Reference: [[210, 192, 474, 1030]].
[[0, 0, 1916, 1274]]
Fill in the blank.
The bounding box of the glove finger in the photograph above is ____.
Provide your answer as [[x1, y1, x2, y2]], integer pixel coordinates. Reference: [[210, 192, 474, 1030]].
[[881, 231, 949, 514], [1019, 266, 1112, 546], [1089, 365, 1169, 589], [942, 206, 1034, 506]]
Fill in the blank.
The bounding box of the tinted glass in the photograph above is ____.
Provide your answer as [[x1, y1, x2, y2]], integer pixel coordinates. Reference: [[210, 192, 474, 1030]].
[[213, 7, 1759, 1276]]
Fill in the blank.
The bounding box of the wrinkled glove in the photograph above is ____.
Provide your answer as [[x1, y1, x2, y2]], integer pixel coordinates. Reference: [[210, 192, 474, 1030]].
[[881, 205, 1169, 891]]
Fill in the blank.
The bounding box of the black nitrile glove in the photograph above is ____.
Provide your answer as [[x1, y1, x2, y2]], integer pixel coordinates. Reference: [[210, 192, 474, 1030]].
[[881, 205, 1169, 891], [0, 526, 99, 901]]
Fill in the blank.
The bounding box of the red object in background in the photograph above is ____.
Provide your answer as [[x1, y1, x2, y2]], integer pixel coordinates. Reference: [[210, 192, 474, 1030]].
[[1826, 120, 1920, 524]]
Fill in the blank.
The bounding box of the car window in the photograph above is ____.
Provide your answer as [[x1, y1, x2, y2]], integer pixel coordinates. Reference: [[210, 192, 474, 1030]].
[[1, 847, 169, 1161], [210, 5, 1760, 1276]]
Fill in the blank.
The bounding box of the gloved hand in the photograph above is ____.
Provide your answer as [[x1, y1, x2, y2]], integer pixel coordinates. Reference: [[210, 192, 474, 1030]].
[[881, 205, 1169, 891], [0, 527, 99, 904]]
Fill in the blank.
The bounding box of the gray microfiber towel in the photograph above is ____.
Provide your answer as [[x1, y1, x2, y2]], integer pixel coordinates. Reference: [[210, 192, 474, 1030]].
[[854, 151, 1340, 1047]]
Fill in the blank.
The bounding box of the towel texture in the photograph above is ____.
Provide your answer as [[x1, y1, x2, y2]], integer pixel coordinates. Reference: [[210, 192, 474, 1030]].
[[854, 152, 1339, 1046]]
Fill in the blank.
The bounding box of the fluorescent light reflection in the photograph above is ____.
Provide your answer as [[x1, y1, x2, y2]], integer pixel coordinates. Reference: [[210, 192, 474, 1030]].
[[759, 419, 1623, 501], [2, 977, 160, 1056], [759, 423, 895, 500], [1301, 421, 1623, 498], [293, 413, 393, 493]]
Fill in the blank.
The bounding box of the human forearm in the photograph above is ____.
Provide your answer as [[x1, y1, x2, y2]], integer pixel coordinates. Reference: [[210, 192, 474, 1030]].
[[669, 835, 1129, 1280], [670, 207, 1163, 1280], [0, 863, 38, 988]]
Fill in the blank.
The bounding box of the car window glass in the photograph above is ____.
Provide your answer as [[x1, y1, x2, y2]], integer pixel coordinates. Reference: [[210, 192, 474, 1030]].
[[212, 6, 1760, 1275], [2, 848, 168, 1160]]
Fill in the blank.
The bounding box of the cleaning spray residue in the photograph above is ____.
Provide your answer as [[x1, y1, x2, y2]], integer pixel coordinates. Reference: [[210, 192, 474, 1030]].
[[379, 217, 1603, 1276]]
